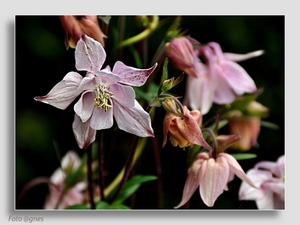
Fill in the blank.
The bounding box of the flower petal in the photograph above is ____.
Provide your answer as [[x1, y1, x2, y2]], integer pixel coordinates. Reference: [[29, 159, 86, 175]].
[[174, 159, 204, 208], [89, 107, 114, 130], [238, 169, 271, 201], [34, 72, 83, 110], [218, 60, 257, 95], [112, 61, 157, 87], [224, 50, 264, 62], [110, 84, 135, 108], [200, 157, 229, 207], [72, 114, 96, 149], [75, 34, 106, 72], [113, 100, 154, 137], [74, 91, 95, 123], [178, 108, 212, 150], [219, 153, 257, 188]]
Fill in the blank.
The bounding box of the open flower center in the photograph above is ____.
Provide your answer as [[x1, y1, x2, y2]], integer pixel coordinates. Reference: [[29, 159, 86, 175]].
[[94, 84, 113, 111]]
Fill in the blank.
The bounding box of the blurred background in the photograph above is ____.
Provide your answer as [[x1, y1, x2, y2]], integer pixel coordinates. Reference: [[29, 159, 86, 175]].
[[15, 15, 284, 209]]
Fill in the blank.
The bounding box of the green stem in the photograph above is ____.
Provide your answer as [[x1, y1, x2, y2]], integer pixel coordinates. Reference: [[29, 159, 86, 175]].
[[117, 16, 159, 48]]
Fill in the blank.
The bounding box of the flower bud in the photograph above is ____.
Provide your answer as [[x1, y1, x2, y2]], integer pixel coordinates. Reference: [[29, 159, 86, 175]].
[[59, 16, 106, 50], [165, 37, 201, 78], [162, 106, 211, 150]]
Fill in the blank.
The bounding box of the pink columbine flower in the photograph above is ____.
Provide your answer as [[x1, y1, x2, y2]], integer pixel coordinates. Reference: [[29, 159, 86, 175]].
[[239, 155, 285, 209], [183, 41, 263, 115], [175, 147, 256, 208], [35, 35, 157, 149], [44, 151, 87, 209]]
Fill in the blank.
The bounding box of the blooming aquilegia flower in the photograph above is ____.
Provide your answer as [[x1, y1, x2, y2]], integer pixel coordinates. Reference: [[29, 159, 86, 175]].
[[175, 151, 257, 208], [44, 151, 87, 209], [239, 155, 285, 209], [35, 35, 158, 149], [177, 39, 264, 115]]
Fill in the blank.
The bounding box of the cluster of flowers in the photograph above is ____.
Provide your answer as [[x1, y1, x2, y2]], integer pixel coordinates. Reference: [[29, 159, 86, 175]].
[[29, 16, 284, 210]]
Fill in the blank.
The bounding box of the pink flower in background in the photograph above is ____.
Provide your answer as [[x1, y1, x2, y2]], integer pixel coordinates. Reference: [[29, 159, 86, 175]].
[[239, 155, 285, 209], [175, 151, 257, 208], [44, 151, 87, 209], [59, 15, 106, 50], [35, 35, 157, 149], [181, 40, 263, 115]]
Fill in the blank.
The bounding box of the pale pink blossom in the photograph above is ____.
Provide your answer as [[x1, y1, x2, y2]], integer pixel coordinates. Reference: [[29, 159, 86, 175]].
[[183, 41, 263, 115], [44, 151, 87, 209], [35, 35, 157, 149], [239, 155, 285, 209], [176, 151, 256, 208]]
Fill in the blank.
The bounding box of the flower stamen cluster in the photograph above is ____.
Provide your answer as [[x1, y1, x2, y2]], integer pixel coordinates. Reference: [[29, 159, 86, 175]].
[[93, 84, 113, 111]]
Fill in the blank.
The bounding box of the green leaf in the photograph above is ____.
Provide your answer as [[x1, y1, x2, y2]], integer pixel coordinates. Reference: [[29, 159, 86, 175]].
[[65, 204, 90, 210], [260, 120, 280, 130], [110, 203, 130, 210], [230, 153, 257, 160], [96, 201, 111, 209]]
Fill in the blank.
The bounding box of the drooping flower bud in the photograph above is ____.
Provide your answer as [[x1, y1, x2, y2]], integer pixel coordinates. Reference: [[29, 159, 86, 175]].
[[165, 37, 202, 78], [162, 106, 211, 150], [59, 16, 106, 50]]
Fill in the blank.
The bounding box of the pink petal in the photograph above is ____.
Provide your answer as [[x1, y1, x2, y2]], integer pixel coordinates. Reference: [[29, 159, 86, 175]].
[[219, 153, 257, 188], [75, 34, 106, 73], [224, 50, 264, 62], [238, 169, 271, 201], [200, 157, 229, 207], [174, 160, 204, 209], [213, 71, 236, 104], [90, 106, 114, 130], [74, 91, 95, 123], [261, 181, 285, 202], [110, 84, 135, 108], [112, 61, 157, 87], [113, 100, 154, 137], [72, 114, 96, 149], [34, 72, 83, 110], [218, 60, 257, 95]]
